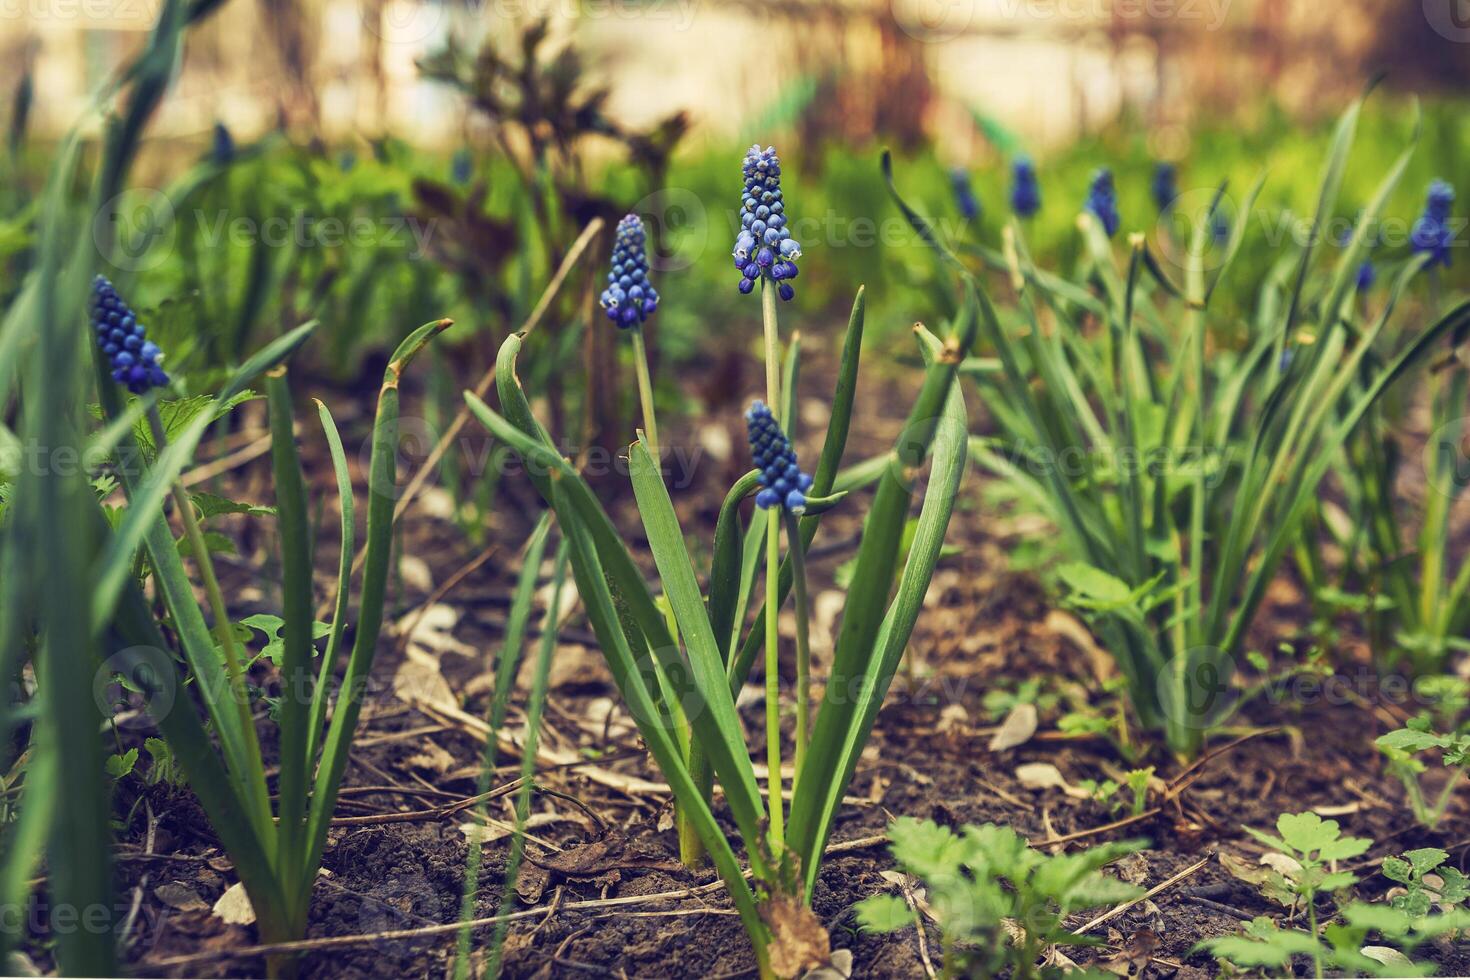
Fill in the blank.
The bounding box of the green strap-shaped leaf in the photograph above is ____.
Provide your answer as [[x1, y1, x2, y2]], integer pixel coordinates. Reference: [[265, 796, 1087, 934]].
[[305, 398, 354, 766], [547, 475, 768, 957], [628, 436, 766, 823], [488, 511, 554, 740], [727, 287, 866, 690], [266, 369, 313, 892], [464, 393, 771, 870], [708, 469, 760, 661], [302, 318, 450, 897], [789, 285, 977, 879]]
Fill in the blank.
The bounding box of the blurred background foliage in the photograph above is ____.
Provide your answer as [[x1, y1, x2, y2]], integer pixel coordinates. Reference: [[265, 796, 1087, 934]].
[[1, 3, 1467, 430]]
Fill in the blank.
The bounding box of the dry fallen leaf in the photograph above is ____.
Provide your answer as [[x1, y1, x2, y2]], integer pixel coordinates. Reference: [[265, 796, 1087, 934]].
[[1100, 927, 1159, 976], [1361, 946, 1413, 968], [212, 881, 256, 926], [1014, 762, 1090, 799], [400, 554, 434, 593], [1259, 852, 1304, 878], [988, 703, 1038, 752], [404, 740, 457, 773], [761, 893, 832, 979], [154, 881, 208, 913], [800, 947, 853, 980]]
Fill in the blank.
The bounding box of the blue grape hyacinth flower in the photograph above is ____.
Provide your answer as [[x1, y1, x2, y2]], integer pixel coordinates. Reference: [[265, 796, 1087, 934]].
[[1338, 216, 1376, 292], [734, 145, 801, 302], [1010, 156, 1040, 218], [91, 276, 169, 395], [212, 122, 234, 165], [600, 214, 659, 329], [950, 167, 980, 221], [1152, 162, 1177, 214], [1084, 168, 1119, 237], [1411, 179, 1455, 269], [745, 400, 812, 514], [451, 146, 473, 186]]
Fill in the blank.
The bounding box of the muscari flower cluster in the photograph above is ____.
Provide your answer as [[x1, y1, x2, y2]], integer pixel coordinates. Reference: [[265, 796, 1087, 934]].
[[1338, 217, 1376, 292], [1084, 168, 1119, 237], [1411, 179, 1455, 269], [950, 167, 980, 221], [1010, 157, 1040, 218], [745, 400, 812, 514], [91, 276, 169, 394], [599, 214, 659, 328], [212, 122, 234, 165], [733, 145, 802, 301], [1151, 162, 1177, 214]]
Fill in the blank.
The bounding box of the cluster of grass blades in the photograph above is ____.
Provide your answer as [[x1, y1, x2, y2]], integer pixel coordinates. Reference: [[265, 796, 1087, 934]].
[[903, 87, 1470, 758]]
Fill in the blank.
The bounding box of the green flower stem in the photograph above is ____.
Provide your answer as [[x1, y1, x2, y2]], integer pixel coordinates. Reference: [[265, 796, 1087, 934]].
[[785, 511, 811, 787], [146, 405, 273, 847], [761, 277, 784, 852], [630, 324, 660, 465], [764, 513, 783, 851]]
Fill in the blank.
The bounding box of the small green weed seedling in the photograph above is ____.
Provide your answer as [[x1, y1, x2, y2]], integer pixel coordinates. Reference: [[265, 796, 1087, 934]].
[[1376, 723, 1469, 828], [855, 817, 1144, 980], [1202, 903, 1470, 978], [1205, 811, 1470, 978], [1382, 848, 1469, 919], [1242, 811, 1371, 922]]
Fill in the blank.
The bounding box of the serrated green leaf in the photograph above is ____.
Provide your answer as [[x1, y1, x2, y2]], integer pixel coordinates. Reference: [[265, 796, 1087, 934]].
[[1404, 848, 1448, 876], [190, 490, 274, 520], [240, 613, 330, 667], [888, 817, 966, 880], [1056, 562, 1134, 604], [1276, 811, 1342, 854], [105, 749, 138, 779], [1376, 728, 1446, 753], [853, 894, 911, 934]]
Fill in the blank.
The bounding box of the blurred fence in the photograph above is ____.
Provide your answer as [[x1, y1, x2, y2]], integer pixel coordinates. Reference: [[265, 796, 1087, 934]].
[[2, 0, 1466, 150]]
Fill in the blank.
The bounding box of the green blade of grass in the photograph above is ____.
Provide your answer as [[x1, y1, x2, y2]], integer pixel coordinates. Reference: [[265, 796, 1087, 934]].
[[454, 510, 553, 980], [793, 324, 969, 896], [266, 368, 313, 896], [788, 285, 976, 878], [727, 287, 866, 691], [305, 398, 354, 766], [628, 436, 766, 827], [302, 318, 450, 897], [547, 476, 767, 956], [708, 469, 760, 661], [464, 394, 771, 867]]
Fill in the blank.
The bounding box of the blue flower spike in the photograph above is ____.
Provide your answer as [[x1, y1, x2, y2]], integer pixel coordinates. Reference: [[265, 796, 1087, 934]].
[[950, 167, 980, 221], [1152, 162, 1177, 215], [1085, 167, 1120, 237], [1412, 179, 1455, 270], [90, 275, 170, 395], [599, 214, 660, 328], [1011, 156, 1041, 218], [1338, 216, 1377, 293], [745, 400, 813, 515], [734, 145, 801, 301]]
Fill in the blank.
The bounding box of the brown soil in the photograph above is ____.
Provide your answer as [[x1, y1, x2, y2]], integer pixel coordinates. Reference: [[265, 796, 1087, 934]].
[[16, 331, 1470, 979]]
